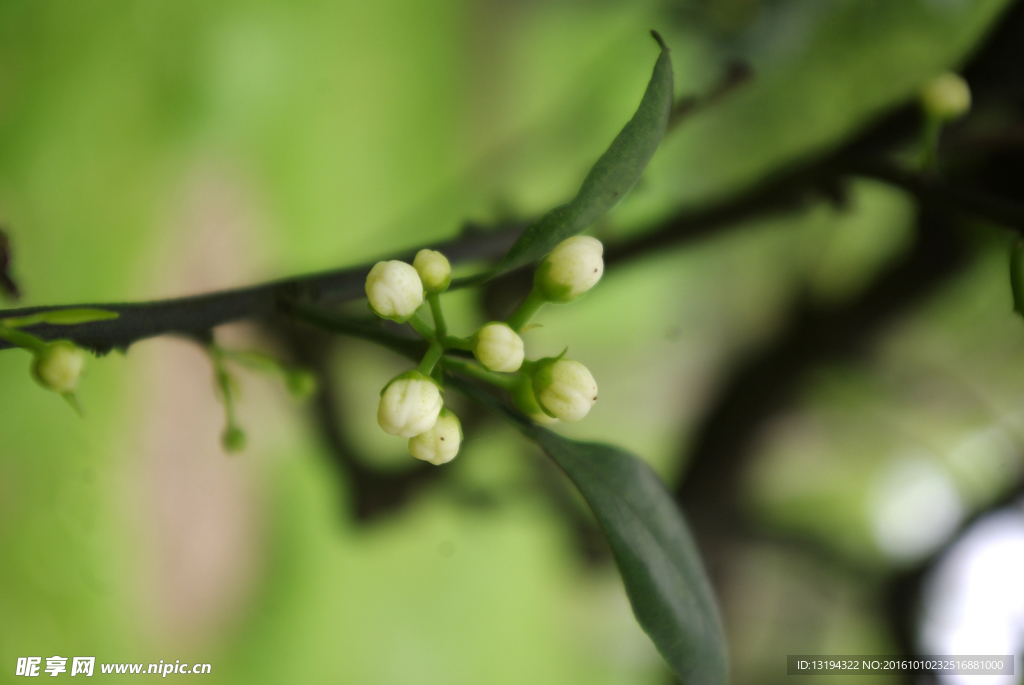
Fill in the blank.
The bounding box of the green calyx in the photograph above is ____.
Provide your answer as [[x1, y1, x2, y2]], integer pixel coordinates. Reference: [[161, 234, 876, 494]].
[[526, 349, 570, 419], [380, 369, 443, 397], [533, 261, 579, 303], [511, 372, 547, 419], [533, 348, 568, 370]]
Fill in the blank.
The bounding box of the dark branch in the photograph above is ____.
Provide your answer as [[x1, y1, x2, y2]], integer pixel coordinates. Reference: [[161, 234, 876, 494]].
[[0, 91, 924, 357], [3, 75, 1023, 376], [0, 225, 521, 354], [668, 60, 753, 132], [674, 205, 972, 622], [858, 162, 1024, 232]]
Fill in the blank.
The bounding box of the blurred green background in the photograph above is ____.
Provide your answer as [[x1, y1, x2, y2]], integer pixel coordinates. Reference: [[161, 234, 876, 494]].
[[1, 0, 1022, 683]]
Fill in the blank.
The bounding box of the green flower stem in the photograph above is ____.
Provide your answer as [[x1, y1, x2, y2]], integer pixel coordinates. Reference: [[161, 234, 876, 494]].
[[506, 287, 548, 332], [408, 311, 436, 341], [283, 303, 425, 361], [209, 345, 245, 450], [217, 347, 282, 373], [0, 326, 46, 354], [441, 355, 518, 392], [918, 116, 942, 172], [209, 347, 237, 417], [417, 341, 445, 376], [441, 335, 474, 351], [427, 292, 447, 339], [212, 346, 315, 399]]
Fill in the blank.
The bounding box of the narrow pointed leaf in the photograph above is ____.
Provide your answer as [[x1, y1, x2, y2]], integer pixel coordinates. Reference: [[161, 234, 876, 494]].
[[3, 308, 119, 328], [495, 31, 674, 274], [448, 376, 728, 683], [530, 429, 728, 684]]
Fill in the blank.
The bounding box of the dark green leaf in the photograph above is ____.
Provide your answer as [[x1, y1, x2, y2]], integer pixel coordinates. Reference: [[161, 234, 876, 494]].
[[448, 376, 727, 683], [495, 31, 674, 273], [530, 429, 728, 684]]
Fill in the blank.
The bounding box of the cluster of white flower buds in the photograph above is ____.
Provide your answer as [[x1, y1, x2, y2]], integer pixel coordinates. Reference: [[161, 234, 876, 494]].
[[366, 249, 463, 465], [365, 235, 605, 465]]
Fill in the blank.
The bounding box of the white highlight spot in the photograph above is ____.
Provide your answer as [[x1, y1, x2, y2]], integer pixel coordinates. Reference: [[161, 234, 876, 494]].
[[870, 453, 964, 562], [921, 508, 1024, 685]]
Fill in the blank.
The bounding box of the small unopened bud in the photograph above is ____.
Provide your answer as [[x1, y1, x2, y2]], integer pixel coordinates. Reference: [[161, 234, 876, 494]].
[[286, 369, 317, 399], [535, 236, 604, 302], [472, 322, 524, 372], [413, 249, 451, 294], [365, 260, 424, 322], [377, 371, 443, 439], [921, 73, 971, 122], [31, 341, 86, 394], [408, 408, 462, 465], [222, 426, 247, 453], [533, 358, 597, 422]]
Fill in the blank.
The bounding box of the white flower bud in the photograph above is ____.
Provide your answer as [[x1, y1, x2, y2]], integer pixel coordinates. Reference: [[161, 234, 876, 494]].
[[408, 408, 462, 465], [31, 341, 86, 394], [535, 236, 604, 302], [412, 249, 451, 293], [472, 322, 524, 372], [377, 371, 443, 439], [533, 358, 597, 423], [365, 260, 424, 322], [921, 73, 971, 122]]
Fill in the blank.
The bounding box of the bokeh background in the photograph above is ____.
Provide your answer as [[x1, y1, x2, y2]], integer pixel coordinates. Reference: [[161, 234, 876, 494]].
[[2, 0, 1023, 683]]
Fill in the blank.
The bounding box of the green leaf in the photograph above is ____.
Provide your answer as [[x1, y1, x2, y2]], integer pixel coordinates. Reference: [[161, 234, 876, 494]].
[[2, 308, 119, 328], [448, 376, 727, 683], [530, 429, 728, 684], [495, 31, 674, 274]]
